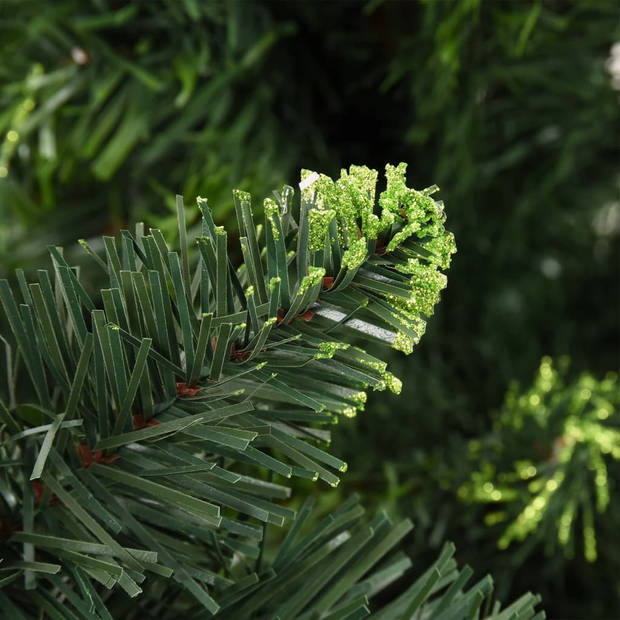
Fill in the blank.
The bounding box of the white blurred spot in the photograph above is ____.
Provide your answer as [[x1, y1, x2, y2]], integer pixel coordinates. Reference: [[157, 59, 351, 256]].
[[592, 201, 620, 237], [540, 257, 562, 279], [71, 47, 89, 65], [537, 126, 560, 144], [605, 42, 620, 91]]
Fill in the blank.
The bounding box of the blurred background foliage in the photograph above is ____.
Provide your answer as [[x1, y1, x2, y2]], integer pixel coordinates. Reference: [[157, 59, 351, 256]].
[[0, 0, 618, 617], [457, 358, 619, 602]]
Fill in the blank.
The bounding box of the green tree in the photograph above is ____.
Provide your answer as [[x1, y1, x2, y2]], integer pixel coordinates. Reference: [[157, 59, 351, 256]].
[[0, 165, 542, 616]]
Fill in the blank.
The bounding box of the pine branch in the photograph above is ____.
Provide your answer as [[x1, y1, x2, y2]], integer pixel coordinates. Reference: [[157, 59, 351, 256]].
[[459, 357, 619, 564], [202, 496, 543, 619], [0, 164, 539, 618]]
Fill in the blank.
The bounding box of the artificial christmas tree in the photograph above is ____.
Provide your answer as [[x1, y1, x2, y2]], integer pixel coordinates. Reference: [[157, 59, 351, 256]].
[[460, 357, 619, 563], [0, 164, 542, 617]]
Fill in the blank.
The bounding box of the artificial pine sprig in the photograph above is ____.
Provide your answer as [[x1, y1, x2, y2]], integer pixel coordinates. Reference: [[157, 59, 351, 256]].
[[0, 165, 541, 617], [459, 357, 619, 562]]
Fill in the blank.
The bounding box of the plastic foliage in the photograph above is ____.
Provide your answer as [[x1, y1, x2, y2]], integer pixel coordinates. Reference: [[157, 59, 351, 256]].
[[459, 357, 619, 563], [0, 1, 313, 268], [0, 164, 542, 617]]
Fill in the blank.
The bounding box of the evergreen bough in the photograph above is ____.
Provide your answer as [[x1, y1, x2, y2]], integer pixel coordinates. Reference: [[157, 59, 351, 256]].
[[460, 357, 619, 563], [0, 164, 541, 617]]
